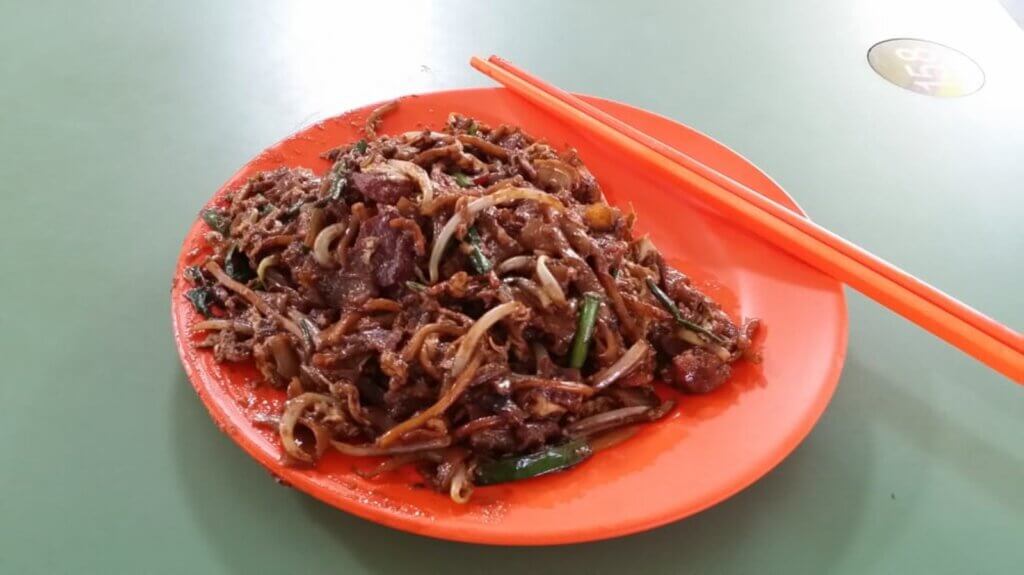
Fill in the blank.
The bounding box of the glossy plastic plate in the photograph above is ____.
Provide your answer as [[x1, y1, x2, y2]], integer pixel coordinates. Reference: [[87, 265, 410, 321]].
[[172, 88, 847, 545]]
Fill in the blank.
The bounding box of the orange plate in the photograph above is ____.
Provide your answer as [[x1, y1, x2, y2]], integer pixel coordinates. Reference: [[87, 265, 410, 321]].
[[171, 88, 847, 545]]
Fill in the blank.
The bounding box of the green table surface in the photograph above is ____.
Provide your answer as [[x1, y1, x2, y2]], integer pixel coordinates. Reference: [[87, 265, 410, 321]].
[[2, 1, 1022, 573]]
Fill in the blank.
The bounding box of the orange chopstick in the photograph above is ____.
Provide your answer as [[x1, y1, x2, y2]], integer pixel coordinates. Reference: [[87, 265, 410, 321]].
[[486, 55, 1023, 357], [470, 55, 1024, 383]]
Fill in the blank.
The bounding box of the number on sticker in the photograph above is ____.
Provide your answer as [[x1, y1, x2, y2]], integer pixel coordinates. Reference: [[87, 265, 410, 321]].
[[904, 63, 946, 80], [894, 47, 937, 62], [912, 80, 948, 93]]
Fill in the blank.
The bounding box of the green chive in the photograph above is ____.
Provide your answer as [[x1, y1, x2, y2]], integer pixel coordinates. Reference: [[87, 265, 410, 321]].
[[645, 277, 726, 345], [569, 292, 601, 369], [466, 227, 492, 274], [200, 208, 230, 235], [327, 161, 348, 201], [185, 287, 215, 317], [183, 265, 204, 285]]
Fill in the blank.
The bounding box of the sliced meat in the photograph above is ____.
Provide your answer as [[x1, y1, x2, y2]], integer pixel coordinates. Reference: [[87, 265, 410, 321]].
[[313, 327, 402, 367], [467, 426, 517, 456], [324, 271, 379, 307], [496, 130, 529, 151], [283, 242, 376, 308], [667, 347, 732, 394], [349, 206, 418, 289], [660, 265, 709, 318], [383, 379, 435, 420], [513, 420, 561, 452], [518, 215, 573, 255], [475, 212, 523, 262], [349, 171, 416, 205], [530, 310, 578, 356], [211, 329, 253, 362]]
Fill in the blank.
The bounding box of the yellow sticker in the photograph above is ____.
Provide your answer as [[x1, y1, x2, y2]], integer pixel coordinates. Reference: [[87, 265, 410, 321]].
[[867, 39, 984, 98]]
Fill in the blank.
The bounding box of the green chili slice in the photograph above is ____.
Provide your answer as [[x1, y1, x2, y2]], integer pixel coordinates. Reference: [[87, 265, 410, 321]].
[[453, 172, 473, 188], [474, 439, 593, 486]]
